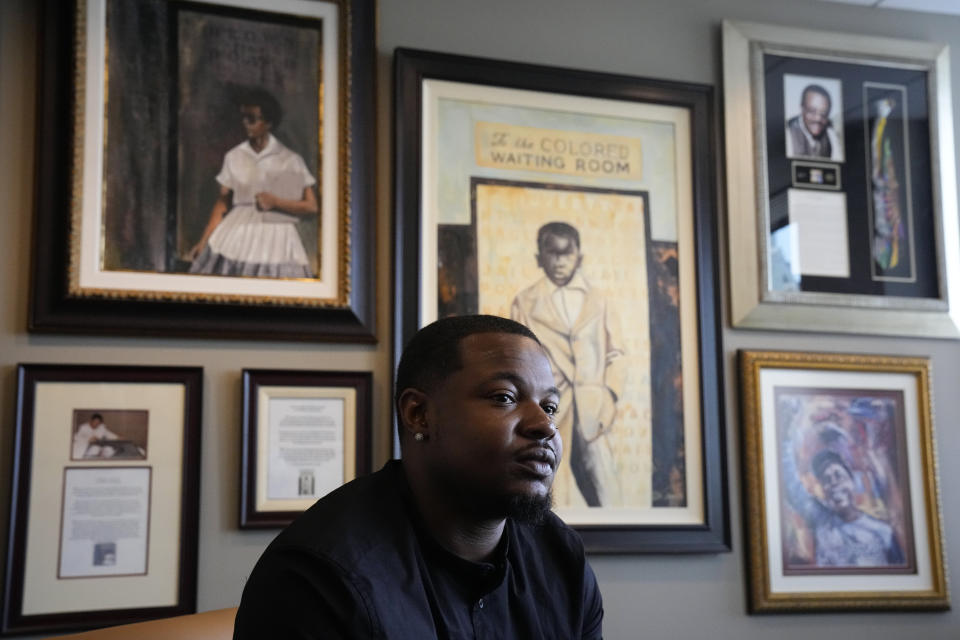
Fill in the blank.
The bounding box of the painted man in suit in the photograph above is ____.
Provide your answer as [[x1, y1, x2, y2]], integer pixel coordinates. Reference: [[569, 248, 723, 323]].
[[511, 221, 626, 507]]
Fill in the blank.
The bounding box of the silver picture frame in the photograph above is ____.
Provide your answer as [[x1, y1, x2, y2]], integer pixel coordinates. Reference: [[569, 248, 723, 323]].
[[723, 20, 960, 337]]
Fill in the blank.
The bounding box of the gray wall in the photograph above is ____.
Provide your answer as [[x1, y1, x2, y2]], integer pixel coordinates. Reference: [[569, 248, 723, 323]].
[[1, 0, 958, 637]]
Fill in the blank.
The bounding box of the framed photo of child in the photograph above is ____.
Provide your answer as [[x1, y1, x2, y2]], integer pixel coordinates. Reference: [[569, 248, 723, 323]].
[[739, 350, 948, 612], [394, 49, 727, 553]]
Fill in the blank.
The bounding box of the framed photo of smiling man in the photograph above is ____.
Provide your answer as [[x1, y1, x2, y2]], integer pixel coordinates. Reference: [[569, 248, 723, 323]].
[[783, 74, 844, 163], [739, 350, 948, 612], [394, 49, 728, 553]]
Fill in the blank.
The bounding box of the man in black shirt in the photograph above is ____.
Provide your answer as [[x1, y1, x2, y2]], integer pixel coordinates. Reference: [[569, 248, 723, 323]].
[[233, 315, 603, 639]]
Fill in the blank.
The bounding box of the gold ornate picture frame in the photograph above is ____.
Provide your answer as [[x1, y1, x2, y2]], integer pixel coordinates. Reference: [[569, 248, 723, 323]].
[[739, 350, 948, 612]]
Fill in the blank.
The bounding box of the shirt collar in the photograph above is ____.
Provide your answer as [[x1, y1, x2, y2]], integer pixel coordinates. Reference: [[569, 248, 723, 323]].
[[550, 271, 588, 294], [392, 460, 509, 591], [798, 118, 822, 147], [242, 133, 280, 158]]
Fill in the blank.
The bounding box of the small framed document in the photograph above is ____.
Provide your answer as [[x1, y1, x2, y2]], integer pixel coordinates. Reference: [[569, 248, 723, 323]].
[[58, 467, 151, 579], [2, 365, 202, 636], [240, 369, 372, 528]]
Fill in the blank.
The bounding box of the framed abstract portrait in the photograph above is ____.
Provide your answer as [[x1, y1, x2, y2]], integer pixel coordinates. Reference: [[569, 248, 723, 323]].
[[29, 0, 375, 341], [739, 350, 948, 612], [723, 21, 960, 338], [394, 49, 728, 553], [2, 365, 202, 635]]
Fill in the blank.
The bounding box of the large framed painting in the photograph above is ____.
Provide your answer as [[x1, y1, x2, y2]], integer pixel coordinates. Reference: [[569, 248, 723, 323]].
[[394, 49, 728, 553], [29, 0, 375, 341], [723, 21, 960, 337], [2, 365, 202, 635], [740, 350, 948, 612]]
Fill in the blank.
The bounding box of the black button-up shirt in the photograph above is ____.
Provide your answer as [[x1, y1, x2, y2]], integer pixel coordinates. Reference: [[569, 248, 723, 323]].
[[234, 460, 603, 639]]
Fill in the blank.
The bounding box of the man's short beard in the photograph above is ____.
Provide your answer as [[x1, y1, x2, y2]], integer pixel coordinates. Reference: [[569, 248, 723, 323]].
[[505, 492, 553, 525]]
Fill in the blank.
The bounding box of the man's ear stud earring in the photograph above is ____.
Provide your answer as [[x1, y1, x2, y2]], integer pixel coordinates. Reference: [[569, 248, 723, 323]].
[[414, 432, 426, 442]]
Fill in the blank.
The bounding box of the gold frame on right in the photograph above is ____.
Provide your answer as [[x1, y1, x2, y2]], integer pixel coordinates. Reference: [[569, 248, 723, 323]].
[[739, 350, 949, 613]]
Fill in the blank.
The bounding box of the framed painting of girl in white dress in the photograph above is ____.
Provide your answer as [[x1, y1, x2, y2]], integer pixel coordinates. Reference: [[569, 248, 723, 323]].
[[30, 0, 375, 341]]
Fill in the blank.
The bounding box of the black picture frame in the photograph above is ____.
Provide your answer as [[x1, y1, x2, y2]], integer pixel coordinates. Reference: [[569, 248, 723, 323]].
[[393, 48, 729, 553], [240, 369, 372, 528], [3, 364, 203, 636], [28, 0, 376, 342]]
